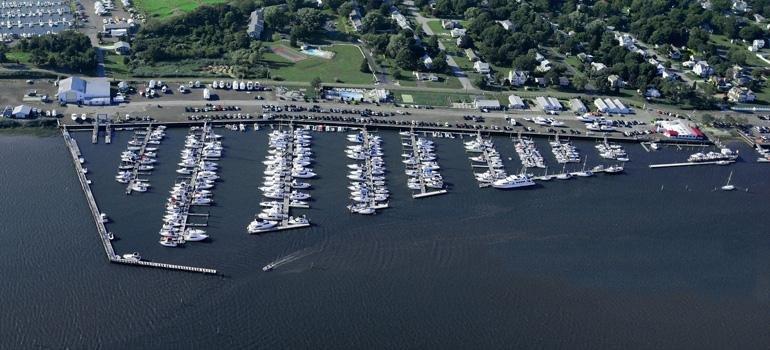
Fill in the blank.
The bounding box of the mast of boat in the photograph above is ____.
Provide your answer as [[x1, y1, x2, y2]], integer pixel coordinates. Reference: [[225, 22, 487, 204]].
[[725, 170, 733, 187], [581, 155, 588, 172]]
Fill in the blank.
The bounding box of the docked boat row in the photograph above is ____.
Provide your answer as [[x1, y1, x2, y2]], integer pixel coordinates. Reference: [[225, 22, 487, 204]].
[[596, 138, 630, 162], [157, 125, 222, 247], [687, 148, 738, 163], [757, 145, 770, 162], [514, 135, 546, 168], [115, 125, 166, 194], [346, 129, 390, 214], [466, 134, 536, 189], [400, 131, 447, 198], [549, 136, 580, 164], [248, 127, 312, 233]]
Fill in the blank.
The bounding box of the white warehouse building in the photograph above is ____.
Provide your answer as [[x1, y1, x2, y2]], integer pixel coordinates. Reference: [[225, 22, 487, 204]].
[[508, 95, 526, 109], [593, 98, 630, 114], [57, 77, 111, 105], [536, 96, 562, 111]]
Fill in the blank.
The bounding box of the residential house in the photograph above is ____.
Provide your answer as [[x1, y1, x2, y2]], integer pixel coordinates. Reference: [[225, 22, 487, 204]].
[[755, 14, 765, 22], [507, 70, 528, 86], [577, 53, 593, 62], [465, 49, 479, 62], [732, 0, 748, 12], [473, 61, 490, 74], [607, 74, 622, 88], [749, 39, 765, 52], [422, 55, 433, 69], [615, 33, 635, 48], [534, 77, 547, 87], [535, 59, 551, 73], [391, 11, 411, 30], [349, 9, 363, 32], [450, 28, 466, 37], [497, 20, 513, 31], [727, 86, 756, 102], [558, 76, 570, 87], [692, 61, 713, 78], [591, 62, 607, 72], [247, 8, 264, 39], [668, 46, 682, 60], [441, 19, 459, 29], [114, 41, 130, 55], [643, 87, 661, 98], [534, 52, 545, 62]]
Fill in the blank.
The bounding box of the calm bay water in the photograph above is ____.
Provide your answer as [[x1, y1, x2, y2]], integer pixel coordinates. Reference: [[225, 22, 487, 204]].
[[1, 128, 770, 349]]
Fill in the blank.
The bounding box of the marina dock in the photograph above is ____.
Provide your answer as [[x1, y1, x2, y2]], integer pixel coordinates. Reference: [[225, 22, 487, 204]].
[[63, 127, 218, 275], [401, 131, 447, 198], [125, 125, 155, 195], [91, 121, 99, 144], [649, 161, 735, 168], [105, 122, 112, 144]]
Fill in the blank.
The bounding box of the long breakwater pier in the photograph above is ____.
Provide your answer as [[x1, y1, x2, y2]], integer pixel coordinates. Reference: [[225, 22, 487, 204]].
[[62, 127, 218, 275]]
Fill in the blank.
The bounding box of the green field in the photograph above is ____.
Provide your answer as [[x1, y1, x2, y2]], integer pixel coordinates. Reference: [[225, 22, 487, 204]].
[[394, 91, 477, 106], [134, 0, 228, 18], [263, 45, 374, 84], [104, 53, 129, 78], [5, 50, 31, 64]]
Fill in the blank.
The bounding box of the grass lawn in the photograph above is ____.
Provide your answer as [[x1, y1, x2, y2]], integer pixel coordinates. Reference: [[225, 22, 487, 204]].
[[426, 19, 468, 36], [5, 50, 31, 64], [710, 34, 768, 68], [395, 90, 476, 106], [263, 44, 373, 84], [564, 56, 586, 78], [134, 0, 228, 18], [397, 74, 463, 89], [104, 53, 129, 78]]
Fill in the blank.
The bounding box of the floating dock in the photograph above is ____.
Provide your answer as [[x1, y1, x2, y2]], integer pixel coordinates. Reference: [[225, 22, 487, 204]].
[[125, 125, 155, 195], [401, 131, 448, 199], [63, 127, 218, 275], [649, 161, 734, 168]]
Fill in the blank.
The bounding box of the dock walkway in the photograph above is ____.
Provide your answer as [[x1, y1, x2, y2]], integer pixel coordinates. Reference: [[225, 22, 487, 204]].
[[63, 127, 218, 275]]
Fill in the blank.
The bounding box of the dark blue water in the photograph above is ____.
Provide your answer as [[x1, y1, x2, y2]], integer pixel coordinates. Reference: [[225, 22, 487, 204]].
[[2, 129, 770, 349]]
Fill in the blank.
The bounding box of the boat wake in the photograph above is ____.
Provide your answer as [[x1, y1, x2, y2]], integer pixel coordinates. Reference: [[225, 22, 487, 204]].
[[263, 247, 319, 271]]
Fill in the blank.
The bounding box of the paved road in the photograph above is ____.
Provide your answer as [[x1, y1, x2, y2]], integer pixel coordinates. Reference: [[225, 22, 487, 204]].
[[405, 1, 476, 91]]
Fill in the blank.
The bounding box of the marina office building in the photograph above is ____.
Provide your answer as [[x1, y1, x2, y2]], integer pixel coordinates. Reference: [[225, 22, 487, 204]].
[[57, 77, 111, 105]]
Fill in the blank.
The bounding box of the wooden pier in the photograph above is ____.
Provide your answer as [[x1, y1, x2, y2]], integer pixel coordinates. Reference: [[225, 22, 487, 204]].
[[63, 127, 218, 275]]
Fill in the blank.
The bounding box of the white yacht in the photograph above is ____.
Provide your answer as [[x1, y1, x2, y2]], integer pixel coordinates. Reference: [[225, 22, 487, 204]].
[[183, 229, 209, 241], [491, 175, 536, 189]]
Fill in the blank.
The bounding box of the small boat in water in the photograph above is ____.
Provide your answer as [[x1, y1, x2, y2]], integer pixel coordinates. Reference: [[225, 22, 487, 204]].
[[122, 252, 141, 261], [721, 171, 735, 191]]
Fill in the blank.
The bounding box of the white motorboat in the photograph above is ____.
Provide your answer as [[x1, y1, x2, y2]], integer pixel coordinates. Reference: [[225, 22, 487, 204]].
[[183, 229, 209, 241], [122, 252, 141, 261], [248, 219, 278, 233], [159, 237, 178, 247]]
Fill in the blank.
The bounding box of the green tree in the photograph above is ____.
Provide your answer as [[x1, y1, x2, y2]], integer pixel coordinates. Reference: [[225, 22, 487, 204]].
[[310, 76, 322, 90], [360, 59, 371, 73]]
